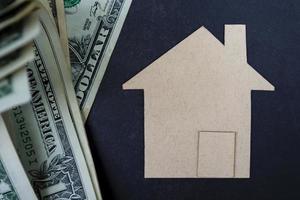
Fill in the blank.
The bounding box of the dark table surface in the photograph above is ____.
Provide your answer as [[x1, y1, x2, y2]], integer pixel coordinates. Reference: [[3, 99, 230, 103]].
[[85, 0, 300, 199]]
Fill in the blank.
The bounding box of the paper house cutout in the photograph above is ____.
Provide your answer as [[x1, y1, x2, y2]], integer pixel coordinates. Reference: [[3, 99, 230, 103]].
[[123, 25, 274, 178]]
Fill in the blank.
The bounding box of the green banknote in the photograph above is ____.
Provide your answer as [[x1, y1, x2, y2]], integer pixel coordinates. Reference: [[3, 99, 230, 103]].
[[0, 116, 38, 200], [0, 68, 31, 113], [0, 159, 18, 200], [65, 0, 132, 120], [4, 10, 98, 199]]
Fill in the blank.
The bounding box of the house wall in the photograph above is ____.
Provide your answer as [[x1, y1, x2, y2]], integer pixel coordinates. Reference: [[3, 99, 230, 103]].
[[143, 83, 252, 178]]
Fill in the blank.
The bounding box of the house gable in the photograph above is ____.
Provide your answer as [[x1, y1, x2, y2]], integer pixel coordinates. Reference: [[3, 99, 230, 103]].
[[123, 26, 224, 90], [123, 25, 274, 92]]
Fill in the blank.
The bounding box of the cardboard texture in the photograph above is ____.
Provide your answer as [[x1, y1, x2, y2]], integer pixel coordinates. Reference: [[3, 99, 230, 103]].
[[123, 25, 274, 178], [197, 131, 236, 178]]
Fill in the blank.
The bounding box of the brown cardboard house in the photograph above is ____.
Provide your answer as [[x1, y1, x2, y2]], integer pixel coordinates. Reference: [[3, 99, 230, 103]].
[[123, 25, 274, 178]]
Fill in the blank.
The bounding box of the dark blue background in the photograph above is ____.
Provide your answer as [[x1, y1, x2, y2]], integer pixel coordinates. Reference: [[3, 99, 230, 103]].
[[85, 1, 300, 199]]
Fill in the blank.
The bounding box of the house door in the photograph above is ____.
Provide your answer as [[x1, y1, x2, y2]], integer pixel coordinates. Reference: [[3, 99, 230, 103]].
[[197, 131, 236, 178]]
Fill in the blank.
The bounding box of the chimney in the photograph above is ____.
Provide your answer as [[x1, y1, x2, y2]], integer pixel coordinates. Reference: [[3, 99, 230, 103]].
[[225, 25, 247, 63]]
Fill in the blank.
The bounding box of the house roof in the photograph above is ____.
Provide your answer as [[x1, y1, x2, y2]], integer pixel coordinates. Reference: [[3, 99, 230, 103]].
[[123, 25, 274, 92]]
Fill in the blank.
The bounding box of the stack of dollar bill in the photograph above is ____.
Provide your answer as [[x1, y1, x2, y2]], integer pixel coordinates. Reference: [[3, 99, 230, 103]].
[[0, 0, 40, 113], [0, 0, 132, 199]]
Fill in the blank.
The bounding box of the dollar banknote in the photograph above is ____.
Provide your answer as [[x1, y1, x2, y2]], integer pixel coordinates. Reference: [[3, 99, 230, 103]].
[[65, 0, 132, 120], [0, 44, 33, 80], [0, 0, 27, 16], [0, 116, 38, 200], [0, 8, 39, 113], [0, 13, 39, 59], [0, 12, 39, 57], [40, 0, 102, 200], [0, 1, 38, 31], [0, 0, 15, 11], [0, 68, 31, 113], [47, 0, 70, 64], [3, 9, 98, 199]]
